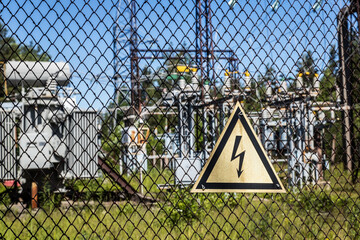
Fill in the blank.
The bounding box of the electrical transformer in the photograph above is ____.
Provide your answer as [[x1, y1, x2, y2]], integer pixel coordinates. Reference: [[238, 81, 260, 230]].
[[1, 61, 99, 197], [0, 111, 17, 180]]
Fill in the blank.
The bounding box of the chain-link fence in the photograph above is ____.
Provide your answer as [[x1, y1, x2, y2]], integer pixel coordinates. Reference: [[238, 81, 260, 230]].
[[1, 0, 360, 239]]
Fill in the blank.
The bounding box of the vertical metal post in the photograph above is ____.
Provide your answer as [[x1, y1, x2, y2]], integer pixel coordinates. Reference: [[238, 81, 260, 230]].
[[202, 108, 208, 161], [196, 0, 215, 101], [353, 0, 360, 182], [189, 103, 195, 158], [196, 0, 204, 100], [113, 23, 119, 129], [178, 99, 184, 158], [31, 182, 38, 209], [210, 111, 216, 149], [338, 7, 354, 171], [205, 0, 215, 97], [286, 105, 294, 187], [130, 0, 140, 113]]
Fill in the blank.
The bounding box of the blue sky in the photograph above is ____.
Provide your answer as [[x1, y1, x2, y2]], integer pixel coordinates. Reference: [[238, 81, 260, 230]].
[[1, 0, 348, 110]]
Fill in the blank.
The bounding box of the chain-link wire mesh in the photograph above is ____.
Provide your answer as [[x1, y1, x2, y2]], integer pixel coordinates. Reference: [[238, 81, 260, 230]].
[[1, 0, 360, 239]]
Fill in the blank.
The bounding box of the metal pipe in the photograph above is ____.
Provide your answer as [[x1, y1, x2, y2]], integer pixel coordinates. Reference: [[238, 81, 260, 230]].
[[338, 5, 354, 171], [31, 182, 38, 209]]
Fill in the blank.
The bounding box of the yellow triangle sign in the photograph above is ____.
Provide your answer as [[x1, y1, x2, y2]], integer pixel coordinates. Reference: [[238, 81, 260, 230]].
[[191, 102, 285, 193]]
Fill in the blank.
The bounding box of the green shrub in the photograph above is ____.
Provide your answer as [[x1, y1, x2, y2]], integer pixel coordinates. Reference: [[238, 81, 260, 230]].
[[292, 190, 334, 212], [39, 181, 62, 210], [347, 203, 360, 239], [163, 187, 204, 227], [0, 184, 11, 206]]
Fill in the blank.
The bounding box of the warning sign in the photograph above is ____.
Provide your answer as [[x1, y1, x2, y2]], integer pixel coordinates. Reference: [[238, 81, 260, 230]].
[[191, 102, 285, 193]]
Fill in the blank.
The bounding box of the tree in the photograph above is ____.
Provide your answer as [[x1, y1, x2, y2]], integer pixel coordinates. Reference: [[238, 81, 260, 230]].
[[319, 45, 337, 101], [0, 23, 50, 62], [263, 63, 277, 87], [256, 63, 277, 99], [296, 50, 317, 86], [0, 24, 18, 61], [140, 65, 158, 105], [0, 23, 50, 100]]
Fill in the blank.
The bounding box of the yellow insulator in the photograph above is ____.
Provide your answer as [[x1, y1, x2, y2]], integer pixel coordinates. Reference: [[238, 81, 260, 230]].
[[176, 66, 197, 73], [225, 69, 239, 76], [244, 70, 250, 77], [176, 66, 187, 72]]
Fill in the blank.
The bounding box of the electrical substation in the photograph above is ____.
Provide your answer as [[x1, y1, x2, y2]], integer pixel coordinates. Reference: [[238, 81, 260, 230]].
[[0, 0, 358, 205], [110, 0, 352, 191], [2, 0, 360, 238]]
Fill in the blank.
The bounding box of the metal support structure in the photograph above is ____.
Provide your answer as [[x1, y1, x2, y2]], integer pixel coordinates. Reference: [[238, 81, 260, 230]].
[[130, 1, 141, 113], [196, 0, 216, 100], [337, 3, 357, 172], [259, 87, 332, 188], [113, 1, 238, 183]]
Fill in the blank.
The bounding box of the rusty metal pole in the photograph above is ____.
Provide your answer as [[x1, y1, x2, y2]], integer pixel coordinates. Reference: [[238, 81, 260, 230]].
[[331, 133, 336, 163], [130, 0, 140, 115], [338, 6, 354, 172], [356, 0, 360, 38], [196, 0, 215, 101], [196, 0, 204, 100], [31, 182, 38, 209], [205, 0, 216, 97], [353, 0, 360, 182]]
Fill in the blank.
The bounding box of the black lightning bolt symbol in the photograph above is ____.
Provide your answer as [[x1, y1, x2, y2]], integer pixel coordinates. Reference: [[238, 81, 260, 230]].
[[231, 136, 246, 178]]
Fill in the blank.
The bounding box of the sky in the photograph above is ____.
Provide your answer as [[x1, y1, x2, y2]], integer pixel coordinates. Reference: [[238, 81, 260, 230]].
[[0, 0, 349, 110]]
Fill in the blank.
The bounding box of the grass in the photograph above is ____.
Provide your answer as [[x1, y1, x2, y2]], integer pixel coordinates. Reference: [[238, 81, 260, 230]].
[[0, 164, 359, 239]]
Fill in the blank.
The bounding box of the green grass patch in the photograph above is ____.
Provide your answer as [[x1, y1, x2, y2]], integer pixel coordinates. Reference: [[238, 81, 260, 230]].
[[0, 164, 359, 239]]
